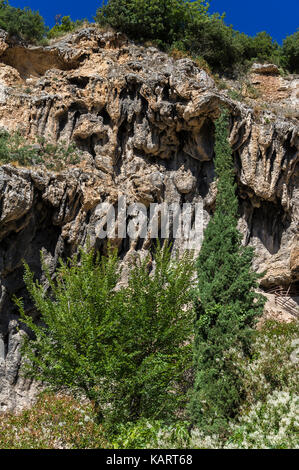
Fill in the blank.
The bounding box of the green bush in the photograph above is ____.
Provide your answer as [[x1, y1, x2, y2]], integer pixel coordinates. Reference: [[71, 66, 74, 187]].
[[0, 0, 46, 42], [95, 0, 299, 75], [17, 243, 195, 431], [168, 21, 281, 73], [0, 130, 36, 166], [180, 14, 243, 72], [282, 30, 299, 73], [225, 320, 299, 449], [236, 31, 280, 64], [189, 109, 265, 435], [111, 419, 191, 449], [95, 0, 209, 48], [228, 89, 243, 101], [112, 321, 299, 449], [47, 16, 85, 40]]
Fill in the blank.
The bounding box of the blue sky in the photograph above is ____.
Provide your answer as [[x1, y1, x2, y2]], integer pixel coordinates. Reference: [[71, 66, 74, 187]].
[[9, 0, 299, 44]]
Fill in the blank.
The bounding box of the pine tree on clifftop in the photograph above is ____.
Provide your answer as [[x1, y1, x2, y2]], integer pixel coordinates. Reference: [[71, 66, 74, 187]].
[[189, 109, 265, 435]]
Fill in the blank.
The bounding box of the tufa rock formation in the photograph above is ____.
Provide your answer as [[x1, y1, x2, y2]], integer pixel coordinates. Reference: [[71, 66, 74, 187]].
[[0, 27, 298, 411]]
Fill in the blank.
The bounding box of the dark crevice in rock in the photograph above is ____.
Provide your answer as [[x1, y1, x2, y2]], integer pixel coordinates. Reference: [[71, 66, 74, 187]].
[[88, 136, 97, 158], [58, 112, 68, 136], [250, 201, 290, 255], [98, 107, 112, 126], [71, 110, 81, 137], [69, 102, 89, 114], [67, 76, 90, 89], [269, 149, 277, 175]]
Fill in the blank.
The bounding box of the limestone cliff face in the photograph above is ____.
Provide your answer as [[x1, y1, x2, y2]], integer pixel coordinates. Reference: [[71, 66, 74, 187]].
[[0, 27, 298, 412]]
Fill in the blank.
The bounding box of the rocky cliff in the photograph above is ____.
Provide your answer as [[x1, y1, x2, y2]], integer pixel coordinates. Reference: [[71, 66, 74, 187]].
[[0, 27, 298, 412]]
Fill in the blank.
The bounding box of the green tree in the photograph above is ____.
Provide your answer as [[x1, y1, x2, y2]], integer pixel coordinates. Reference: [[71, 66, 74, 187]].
[[47, 15, 85, 39], [234, 31, 280, 65], [16, 243, 195, 430], [95, 0, 284, 74], [95, 0, 209, 47], [181, 13, 242, 72], [251, 32, 279, 61], [282, 30, 299, 73], [189, 109, 265, 435], [0, 0, 46, 42]]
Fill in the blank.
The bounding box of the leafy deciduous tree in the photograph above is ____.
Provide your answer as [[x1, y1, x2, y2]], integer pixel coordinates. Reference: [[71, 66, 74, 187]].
[[17, 243, 195, 430]]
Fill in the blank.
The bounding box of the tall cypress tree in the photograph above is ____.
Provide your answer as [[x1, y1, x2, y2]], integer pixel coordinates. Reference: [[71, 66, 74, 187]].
[[189, 109, 265, 435]]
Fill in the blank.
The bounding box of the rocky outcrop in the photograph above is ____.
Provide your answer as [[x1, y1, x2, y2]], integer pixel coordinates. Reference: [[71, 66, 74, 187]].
[[0, 27, 298, 411], [250, 63, 281, 75], [249, 64, 299, 111]]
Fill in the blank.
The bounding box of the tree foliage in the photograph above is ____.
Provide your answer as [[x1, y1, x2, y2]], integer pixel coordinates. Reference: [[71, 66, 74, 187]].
[[47, 16, 85, 39], [0, 0, 46, 42], [95, 0, 296, 74], [282, 30, 299, 73], [95, 0, 209, 48], [179, 13, 241, 71], [189, 109, 266, 434], [0, 0, 296, 73], [17, 243, 195, 430]]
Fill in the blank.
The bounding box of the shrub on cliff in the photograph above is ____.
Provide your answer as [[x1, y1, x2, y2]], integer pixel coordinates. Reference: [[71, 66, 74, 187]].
[[189, 109, 265, 435], [16, 243, 195, 431], [178, 13, 242, 72], [47, 16, 85, 40], [95, 0, 284, 74], [95, 0, 209, 48], [0, 0, 46, 42], [282, 30, 299, 73], [0, 130, 36, 166], [0, 130, 80, 170], [232, 31, 281, 70]]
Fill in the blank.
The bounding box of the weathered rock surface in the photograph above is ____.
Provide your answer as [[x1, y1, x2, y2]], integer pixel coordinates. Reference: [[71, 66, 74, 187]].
[[0, 27, 298, 411], [251, 63, 281, 75]]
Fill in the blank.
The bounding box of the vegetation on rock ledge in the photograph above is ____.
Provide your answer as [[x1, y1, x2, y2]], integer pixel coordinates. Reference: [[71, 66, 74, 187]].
[[95, 0, 299, 74], [0, 130, 81, 170], [0, 0, 298, 73]]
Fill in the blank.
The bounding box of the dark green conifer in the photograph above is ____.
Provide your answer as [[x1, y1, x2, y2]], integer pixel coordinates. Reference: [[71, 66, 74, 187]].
[[189, 109, 265, 434]]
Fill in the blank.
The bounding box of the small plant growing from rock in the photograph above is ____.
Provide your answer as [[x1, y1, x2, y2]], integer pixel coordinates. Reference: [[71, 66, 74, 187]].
[[0, 130, 81, 170]]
